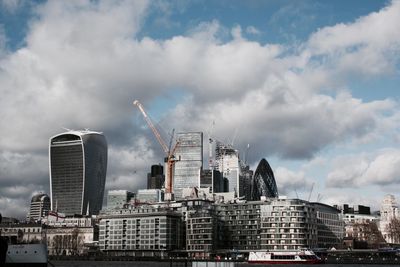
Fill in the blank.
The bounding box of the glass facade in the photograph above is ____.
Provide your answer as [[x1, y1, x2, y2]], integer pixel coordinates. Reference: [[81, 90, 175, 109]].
[[50, 131, 107, 216], [215, 142, 240, 196], [173, 132, 203, 198], [251, 158, 278, 200]]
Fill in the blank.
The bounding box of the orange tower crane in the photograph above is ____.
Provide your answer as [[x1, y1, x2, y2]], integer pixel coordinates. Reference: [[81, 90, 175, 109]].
[[133, 100, 179, 200]]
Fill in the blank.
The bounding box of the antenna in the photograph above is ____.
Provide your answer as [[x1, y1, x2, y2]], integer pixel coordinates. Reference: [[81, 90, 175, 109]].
[[244, 143, 250, 165], [294, 189, 299, 199], [307, 182, 315, 202], [231, 128, 239, 147]]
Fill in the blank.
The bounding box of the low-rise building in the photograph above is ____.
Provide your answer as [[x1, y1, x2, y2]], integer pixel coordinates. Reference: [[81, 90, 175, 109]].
[[98, 205, 184, 258], [46, 226, 95, 256], [0, 223, 43, 244]]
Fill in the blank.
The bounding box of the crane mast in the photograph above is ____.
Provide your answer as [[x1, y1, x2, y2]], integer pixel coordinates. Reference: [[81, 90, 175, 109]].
[[133, 100, 179, 199]]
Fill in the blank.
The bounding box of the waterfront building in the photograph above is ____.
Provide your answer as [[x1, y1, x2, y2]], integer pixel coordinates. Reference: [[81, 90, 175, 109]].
[[147, 164, 164, 189], [136, 189, 163, 203], [49, 130, 107, 216], [186, 207, 222, 259], [251, 159, 278, 201], [107, 190, 135, 209], [259, 198, 319, 251], [214, 198, 342, 251], [27, 193, 50, 222], [173, 132, 203, 198], [46, 225, 95, 256], [98, 205, 184, 257], [216, 200, 262, 250], [312, 203, 345, 249], [215, 142, 240, 197], [0, 223, 43, 244]]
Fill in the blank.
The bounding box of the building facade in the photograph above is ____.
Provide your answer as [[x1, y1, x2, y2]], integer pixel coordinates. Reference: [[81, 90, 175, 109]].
[[173, 132, 203, 198], [107, 190, 135, 209], [251, 159, 278, 201], [215, 142, 240, 197], [379, 194, 400, 244], [27, 193, 51, 222], [147, 164, 164, 189], [313, 203, 344, 249], [49, 130, 107, 216], [99, 206, 184, 257]]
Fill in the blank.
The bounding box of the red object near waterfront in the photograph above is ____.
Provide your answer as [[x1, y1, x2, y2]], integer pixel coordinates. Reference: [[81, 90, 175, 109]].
[[248, 249, 324, 264]]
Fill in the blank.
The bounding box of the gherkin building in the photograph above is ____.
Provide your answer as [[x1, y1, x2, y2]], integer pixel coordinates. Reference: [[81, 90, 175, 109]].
[[251, 158, 278, 200]]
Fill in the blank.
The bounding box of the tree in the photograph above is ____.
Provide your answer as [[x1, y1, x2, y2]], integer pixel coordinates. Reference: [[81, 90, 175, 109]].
[[386, 217, 400, 244], [352, 221, 385, 249]]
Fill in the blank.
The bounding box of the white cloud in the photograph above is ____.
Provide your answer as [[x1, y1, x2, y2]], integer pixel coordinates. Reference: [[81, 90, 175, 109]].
[[326, 149, 400, 188], [306, 1, 400, 76], [246, 26, 260, 35]]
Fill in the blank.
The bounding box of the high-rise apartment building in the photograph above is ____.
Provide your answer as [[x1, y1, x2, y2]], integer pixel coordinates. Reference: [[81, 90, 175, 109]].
[[49, 130, 107, 216], [215, 142, 240, 197], [27, 193, 50, 222], [173, 132, 203, 198]]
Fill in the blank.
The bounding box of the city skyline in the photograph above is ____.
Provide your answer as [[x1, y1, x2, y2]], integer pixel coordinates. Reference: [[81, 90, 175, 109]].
[[1, 1, 400, 218]]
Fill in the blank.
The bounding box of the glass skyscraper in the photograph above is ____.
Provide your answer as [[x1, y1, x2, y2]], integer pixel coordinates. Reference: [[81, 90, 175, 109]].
[[173, 132, 203, 198], [49, 130, 107, 216], [215, 142, 240, 197]]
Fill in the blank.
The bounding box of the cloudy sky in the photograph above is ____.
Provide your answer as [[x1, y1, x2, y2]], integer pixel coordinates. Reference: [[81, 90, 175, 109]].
[[1, 0, 400, 219]]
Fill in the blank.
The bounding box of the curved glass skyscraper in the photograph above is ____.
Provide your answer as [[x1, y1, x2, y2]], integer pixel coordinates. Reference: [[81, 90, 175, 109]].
[[251, 158, 278, 200], [49, 130, 107, 215]]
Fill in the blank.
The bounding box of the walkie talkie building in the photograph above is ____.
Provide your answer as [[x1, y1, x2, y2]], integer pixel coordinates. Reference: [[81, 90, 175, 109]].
[[49, 130, 107, 216]]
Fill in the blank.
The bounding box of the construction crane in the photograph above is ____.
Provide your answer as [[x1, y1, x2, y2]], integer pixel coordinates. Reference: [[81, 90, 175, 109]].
[[133, 100, 179, 200]]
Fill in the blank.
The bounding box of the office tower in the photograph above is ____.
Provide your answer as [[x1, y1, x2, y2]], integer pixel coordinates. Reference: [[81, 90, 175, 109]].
[[107, 190, 135, 209], [136, 189, 164, 203], [251, 158, 278, 200], [147, 164, 164, 189], [239, 165, 253, 200], [27, 193, 50, 222], [215, 142, 240, 197], [200, 169, 224, 193], [173, 132, 203, 198], [49, 130, 107, 216]]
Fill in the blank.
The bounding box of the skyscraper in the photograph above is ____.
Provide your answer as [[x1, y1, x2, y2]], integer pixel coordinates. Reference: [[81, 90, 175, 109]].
[[250, 158, 278, 200], [173, 132, 203, 198], [27, 193, 50, 222], [147, 164, 164, 189], [215, 142, 240, 197], [49, 130, 107, 216]]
